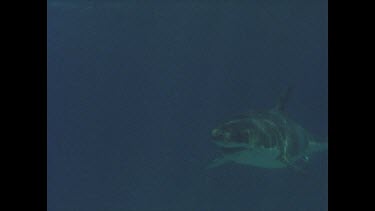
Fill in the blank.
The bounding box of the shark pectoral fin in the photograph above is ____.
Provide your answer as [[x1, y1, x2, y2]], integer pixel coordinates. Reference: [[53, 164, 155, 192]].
[[206, 157, 231, 169]]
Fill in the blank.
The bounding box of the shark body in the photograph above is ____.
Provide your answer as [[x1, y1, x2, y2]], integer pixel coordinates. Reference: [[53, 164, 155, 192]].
[[209, 88, 327, 169]]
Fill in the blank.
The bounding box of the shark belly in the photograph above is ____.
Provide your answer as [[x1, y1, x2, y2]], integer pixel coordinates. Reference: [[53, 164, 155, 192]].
[[230, 148, 286, 168]]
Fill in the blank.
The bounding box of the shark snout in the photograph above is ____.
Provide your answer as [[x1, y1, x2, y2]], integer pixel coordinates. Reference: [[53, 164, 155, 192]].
[[211, 128, 223, 140]]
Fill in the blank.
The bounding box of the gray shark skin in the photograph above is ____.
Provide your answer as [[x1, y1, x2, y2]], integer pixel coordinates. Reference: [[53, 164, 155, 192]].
[[209, 88, 327, 169]]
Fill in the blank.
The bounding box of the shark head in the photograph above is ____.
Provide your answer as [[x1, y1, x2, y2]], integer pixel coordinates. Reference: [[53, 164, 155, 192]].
[[209, 117, 286, 169], [211, 119, 261, 149], [211, 115, 282, 151]]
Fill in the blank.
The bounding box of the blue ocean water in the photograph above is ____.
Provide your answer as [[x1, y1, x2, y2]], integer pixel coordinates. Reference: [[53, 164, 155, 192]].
[[47, 0, 328, 210]]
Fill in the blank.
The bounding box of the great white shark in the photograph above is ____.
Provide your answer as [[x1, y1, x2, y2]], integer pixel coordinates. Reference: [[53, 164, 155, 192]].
[[209, 87, 327, 170]]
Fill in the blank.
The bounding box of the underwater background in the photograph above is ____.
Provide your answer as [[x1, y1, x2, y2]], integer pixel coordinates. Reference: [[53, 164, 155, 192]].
[[47, 0, 328, 210]]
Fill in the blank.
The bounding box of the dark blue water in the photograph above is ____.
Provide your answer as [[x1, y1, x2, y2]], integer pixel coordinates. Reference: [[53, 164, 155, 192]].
[[47, 1, 328, 210]]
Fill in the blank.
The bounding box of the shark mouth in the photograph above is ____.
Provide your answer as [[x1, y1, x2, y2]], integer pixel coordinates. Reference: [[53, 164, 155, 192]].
[[213, 140, 250, 148]]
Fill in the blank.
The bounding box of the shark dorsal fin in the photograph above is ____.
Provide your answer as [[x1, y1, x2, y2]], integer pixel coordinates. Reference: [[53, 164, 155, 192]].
[[273, 86, 292, 112]]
